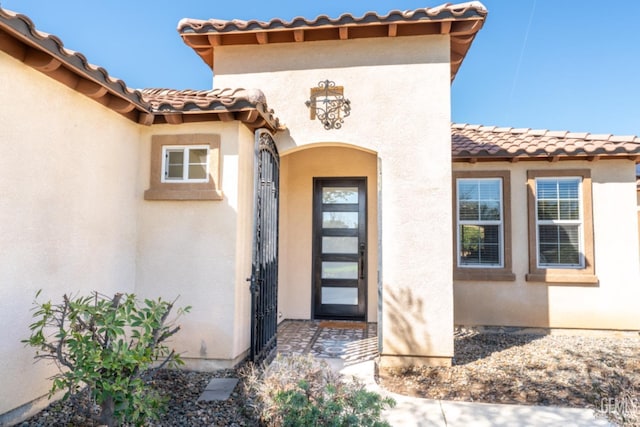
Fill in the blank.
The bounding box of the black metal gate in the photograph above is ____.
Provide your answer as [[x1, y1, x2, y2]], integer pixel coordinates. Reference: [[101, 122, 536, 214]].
[[249, 129, 280, 364]]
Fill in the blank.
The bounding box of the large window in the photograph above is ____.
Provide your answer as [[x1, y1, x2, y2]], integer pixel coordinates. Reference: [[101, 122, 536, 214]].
[[453, 171, 514, 281], [535, 177, 582, 267], [457, 178, 503, 267], [526, 170, 597, 284]]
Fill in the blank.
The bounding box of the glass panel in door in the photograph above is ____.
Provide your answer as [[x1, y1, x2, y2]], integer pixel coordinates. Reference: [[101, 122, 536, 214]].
[[313, 178, 367, 320]]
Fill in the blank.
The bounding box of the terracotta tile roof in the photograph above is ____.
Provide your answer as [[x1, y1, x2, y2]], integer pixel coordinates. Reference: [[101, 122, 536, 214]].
[[178, 2, 487, 82], [0, 7, 147, 120], [0, 7, 280, 131], [179, 3, 486, 33], [140, 88, 280, 130], [452, 123, 640, 162]]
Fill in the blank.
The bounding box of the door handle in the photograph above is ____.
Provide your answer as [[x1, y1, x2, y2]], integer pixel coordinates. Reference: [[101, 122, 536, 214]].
[[358, 242, 366, 280]]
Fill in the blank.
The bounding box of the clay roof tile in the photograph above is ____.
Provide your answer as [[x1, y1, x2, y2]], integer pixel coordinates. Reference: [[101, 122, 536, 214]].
[[0, 7, 147, 114], [452, 123, 640, 161], [609, 135, 637, 143], [493, 127, 512, 133], [585, 133, 612, 141], [566, 132, 589, 139], [546, 130, 568, 138], [179, 2, 487, 81]]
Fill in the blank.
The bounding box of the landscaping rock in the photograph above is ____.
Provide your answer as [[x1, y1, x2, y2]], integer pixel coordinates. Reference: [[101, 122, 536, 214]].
[[380, 328, 640, 410]]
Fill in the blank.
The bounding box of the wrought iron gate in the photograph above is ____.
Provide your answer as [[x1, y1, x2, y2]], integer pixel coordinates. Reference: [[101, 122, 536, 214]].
[[249, 129, 280, 364]]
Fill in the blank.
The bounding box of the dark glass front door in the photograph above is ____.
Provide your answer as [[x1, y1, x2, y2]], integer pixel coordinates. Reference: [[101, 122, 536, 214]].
[[312, 178, 367, 320]]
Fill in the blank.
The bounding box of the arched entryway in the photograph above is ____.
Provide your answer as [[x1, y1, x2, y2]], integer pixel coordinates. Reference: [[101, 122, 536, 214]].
[[277, 143, 379, 323]]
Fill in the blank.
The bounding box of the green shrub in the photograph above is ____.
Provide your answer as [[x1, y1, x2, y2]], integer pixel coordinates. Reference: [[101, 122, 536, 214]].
[[243, 353, 395, 426], [23, 290, 190, 427]]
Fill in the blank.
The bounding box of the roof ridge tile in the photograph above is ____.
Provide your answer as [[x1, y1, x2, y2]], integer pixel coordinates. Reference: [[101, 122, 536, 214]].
[[510, 128, 530, 134], [609, 135, 637, 143], [585, 134, 613, 141], [546, 130, 568, 138], [565, 132, 589, 139]]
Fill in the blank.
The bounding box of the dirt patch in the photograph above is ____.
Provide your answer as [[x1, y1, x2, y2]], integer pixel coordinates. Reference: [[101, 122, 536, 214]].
[[379, 329, 640, 410]]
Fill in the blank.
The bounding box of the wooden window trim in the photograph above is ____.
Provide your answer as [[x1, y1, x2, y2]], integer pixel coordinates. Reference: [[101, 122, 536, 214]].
[[144, 134, 223, 201], [526, 169, 598, 284], [452, 170, 515, 281]]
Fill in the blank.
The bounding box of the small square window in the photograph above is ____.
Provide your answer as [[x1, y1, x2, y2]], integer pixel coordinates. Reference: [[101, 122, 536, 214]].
[[144, 134, 222, 201], [162, 146, 210, 183]]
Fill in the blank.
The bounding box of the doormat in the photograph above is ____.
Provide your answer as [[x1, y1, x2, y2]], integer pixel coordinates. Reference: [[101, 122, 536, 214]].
[[319, 321, 367, 330]]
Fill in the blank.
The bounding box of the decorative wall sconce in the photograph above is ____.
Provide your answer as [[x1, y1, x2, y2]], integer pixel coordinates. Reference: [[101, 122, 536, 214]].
[[305, 80, 351, 130]]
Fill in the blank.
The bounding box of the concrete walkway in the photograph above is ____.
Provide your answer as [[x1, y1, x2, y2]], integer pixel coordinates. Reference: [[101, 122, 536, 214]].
[[334, 359, 614, 427], [276, 322, 614, 427]]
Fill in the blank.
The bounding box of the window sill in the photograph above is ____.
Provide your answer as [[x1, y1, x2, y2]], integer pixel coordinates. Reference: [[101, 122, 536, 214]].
[[525, 272, 599, 285], [144, 188, 223, 201], [454, 270, 516, 282], [146, 134, 222, 202]]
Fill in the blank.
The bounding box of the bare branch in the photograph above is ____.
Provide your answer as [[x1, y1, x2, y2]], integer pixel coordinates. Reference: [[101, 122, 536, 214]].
[[157, 326, 181, 344], [152, 303, 174, 344], [103, 293, 123, 349], [53, 296, 74, 370], [139, 349, 176, 382]]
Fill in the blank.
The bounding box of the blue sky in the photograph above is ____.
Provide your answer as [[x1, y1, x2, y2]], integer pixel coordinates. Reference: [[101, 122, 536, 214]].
[[3, 0, 639, 135]]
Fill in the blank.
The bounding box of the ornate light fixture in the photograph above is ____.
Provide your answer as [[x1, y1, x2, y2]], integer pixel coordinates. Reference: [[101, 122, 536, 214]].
[[305, 80, 351, 130]]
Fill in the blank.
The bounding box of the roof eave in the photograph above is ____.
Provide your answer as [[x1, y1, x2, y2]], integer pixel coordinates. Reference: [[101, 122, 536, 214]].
[[178, 4, 487, 82], [453, 154, 640, 163], [0, 8, 151, 122], [147, 106, 280, 132]]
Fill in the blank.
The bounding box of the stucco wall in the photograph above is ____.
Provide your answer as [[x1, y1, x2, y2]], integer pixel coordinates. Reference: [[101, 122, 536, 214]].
[[135, 122, 256, 368], [0, 52, 140, 417], [453, 160, 640, 330], [213, 35, 455, 364], [279, 145, 378, 321]]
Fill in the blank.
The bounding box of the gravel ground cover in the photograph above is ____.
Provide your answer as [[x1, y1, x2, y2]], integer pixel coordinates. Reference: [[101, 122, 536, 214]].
[[20, 328, 640, 426], [20, 367, 258, 426], [380, 328, 640, 410]]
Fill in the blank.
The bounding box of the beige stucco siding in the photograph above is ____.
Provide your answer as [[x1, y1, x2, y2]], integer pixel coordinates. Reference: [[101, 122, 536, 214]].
[[214, 35, 455, 364], [136, 122, 256, 368], [0, 51, 140, 416], [453, 160, 640, 330]]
